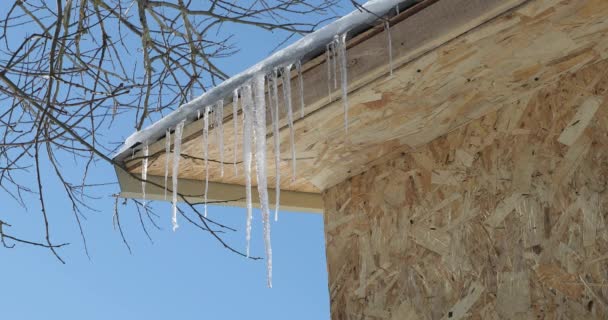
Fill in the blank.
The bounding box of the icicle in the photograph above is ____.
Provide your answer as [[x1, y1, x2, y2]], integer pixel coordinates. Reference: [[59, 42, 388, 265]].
[[326, 44, 333, 101], [171, 121, 185, 232], [332, 39, 338, 90], [164, 129, 171, 200], [385, 21, 394, 76], [253, 74, 272, 288], [271, 68, 280, 118], [203, 105, 211, 218], [296, 60, 305, 118], [396, 4, 400, 15], [269, 72, 281, 222], [282, 65, 297, 183], [232, 89, 239, 175], [216, 100, 225, 177], [242, 83, 254, 258], [338, 33, 349, 132], [141, 143, 149, 206]]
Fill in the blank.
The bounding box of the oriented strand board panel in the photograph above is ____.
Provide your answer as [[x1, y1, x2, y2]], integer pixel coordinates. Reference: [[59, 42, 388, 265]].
[[323, 59, 608, 319]]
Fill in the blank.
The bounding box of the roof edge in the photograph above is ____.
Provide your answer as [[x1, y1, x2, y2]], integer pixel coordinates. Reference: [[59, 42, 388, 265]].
[[113, 0, 416, 162]]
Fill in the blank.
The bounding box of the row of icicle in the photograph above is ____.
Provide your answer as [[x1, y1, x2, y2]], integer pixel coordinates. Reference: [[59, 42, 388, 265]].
[[137, 22, 395, 287]]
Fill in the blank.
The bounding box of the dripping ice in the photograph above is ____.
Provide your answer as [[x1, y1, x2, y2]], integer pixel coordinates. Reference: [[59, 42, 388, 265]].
[[269, 70, 281, 222], [338, 33, 349, 132], [164, 129, 171, 200], [325, 33, 350, 132], [253, 74, 273, 288], [216, 100, 225, 177], [326, 43, 333, 101], [203, 105, 211, 218], [385, 21, 394, 76], [141, 143, 149, 206], [282, 65, 297, 183], [296, 60, 305, 118], [232, 89, 239, 175], [112, 0, 419, 288], [171, 120, 185, 231], [241, 84, 254, 258]]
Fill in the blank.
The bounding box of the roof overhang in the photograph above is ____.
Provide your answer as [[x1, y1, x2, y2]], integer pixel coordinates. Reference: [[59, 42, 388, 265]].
[[114, 0, 608, 212]]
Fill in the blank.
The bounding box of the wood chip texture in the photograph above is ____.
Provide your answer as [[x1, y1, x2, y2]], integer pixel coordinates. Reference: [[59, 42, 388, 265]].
[[323, 56, 608, 320]]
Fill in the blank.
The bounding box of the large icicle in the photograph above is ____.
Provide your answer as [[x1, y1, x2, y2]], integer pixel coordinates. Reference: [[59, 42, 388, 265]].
[[268, 70, 281, 221], [253, 74, 273, 288], [232, 89, 239, 175], [332, 39, 338, 90], [271, 68, 280, 118], [296, 60, 305, 118], [203, 105, 211, 217], [241, 84, 254, 258], [171, 120, 185, 231], [338, 33, 349, 132], [269, 72, 281, 222], [164, 129, 171, 200], [141, 143, 149, 206], [282, 65, 297, 183], [216, 100, 225, 177], [385, 21, 394, 76]]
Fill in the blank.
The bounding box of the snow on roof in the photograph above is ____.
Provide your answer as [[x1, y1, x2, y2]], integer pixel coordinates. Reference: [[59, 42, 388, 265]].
[[114, 0, 410, 160]]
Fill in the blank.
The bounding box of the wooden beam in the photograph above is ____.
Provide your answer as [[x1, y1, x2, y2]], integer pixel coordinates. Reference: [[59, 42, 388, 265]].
[[115, 166, 323, 213]]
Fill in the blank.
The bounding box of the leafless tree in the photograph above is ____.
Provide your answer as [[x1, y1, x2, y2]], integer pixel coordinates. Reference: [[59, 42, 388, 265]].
[[0, 0, 342, 262]]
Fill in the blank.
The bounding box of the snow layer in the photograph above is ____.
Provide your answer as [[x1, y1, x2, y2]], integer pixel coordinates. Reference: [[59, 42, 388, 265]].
[[115, 0, 405, 159]]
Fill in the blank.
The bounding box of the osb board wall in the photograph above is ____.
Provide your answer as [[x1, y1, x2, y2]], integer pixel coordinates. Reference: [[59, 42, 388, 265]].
[[322, 59, 608, 319]]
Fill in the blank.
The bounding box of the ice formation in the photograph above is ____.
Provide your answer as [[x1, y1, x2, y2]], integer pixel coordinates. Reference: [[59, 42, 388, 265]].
[[385, 21, 394, 76], [141, 143, 149, 206], [203, 105, 211, 217], [281, 65, 297, 182], [296, 60, 305, 118], [119, 0, 404, 156], [241, 84, 254, 258], [114, 0, 405, 286], [326, 42, 334, 101], [253, 74, 273, 288], [164, 129, 171, 200], [216, 100, 225, 177], [269, 71, 281, 222], [171, 120, 185, 231], [338, 33, 349, 132], [232, 89, 239, 175]]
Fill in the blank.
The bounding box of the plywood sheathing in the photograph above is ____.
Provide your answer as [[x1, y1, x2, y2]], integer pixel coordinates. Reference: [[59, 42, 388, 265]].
[[322, 59, 608, 319], [125, 0, 534, 193]]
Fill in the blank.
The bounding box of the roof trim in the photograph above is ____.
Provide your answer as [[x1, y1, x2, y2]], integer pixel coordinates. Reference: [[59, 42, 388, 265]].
[[115, 166, 323, 213]]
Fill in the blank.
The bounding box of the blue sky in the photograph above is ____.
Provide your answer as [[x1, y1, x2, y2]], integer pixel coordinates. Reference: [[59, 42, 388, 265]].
[[0, 2, 355, 319]]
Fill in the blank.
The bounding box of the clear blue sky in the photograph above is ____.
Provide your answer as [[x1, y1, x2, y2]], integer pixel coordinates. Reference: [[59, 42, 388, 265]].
[[1, 2, 354, 319]]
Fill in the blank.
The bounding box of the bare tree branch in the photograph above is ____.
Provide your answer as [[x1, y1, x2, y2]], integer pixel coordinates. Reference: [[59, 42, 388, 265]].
[[0, 0, 341, 260]]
